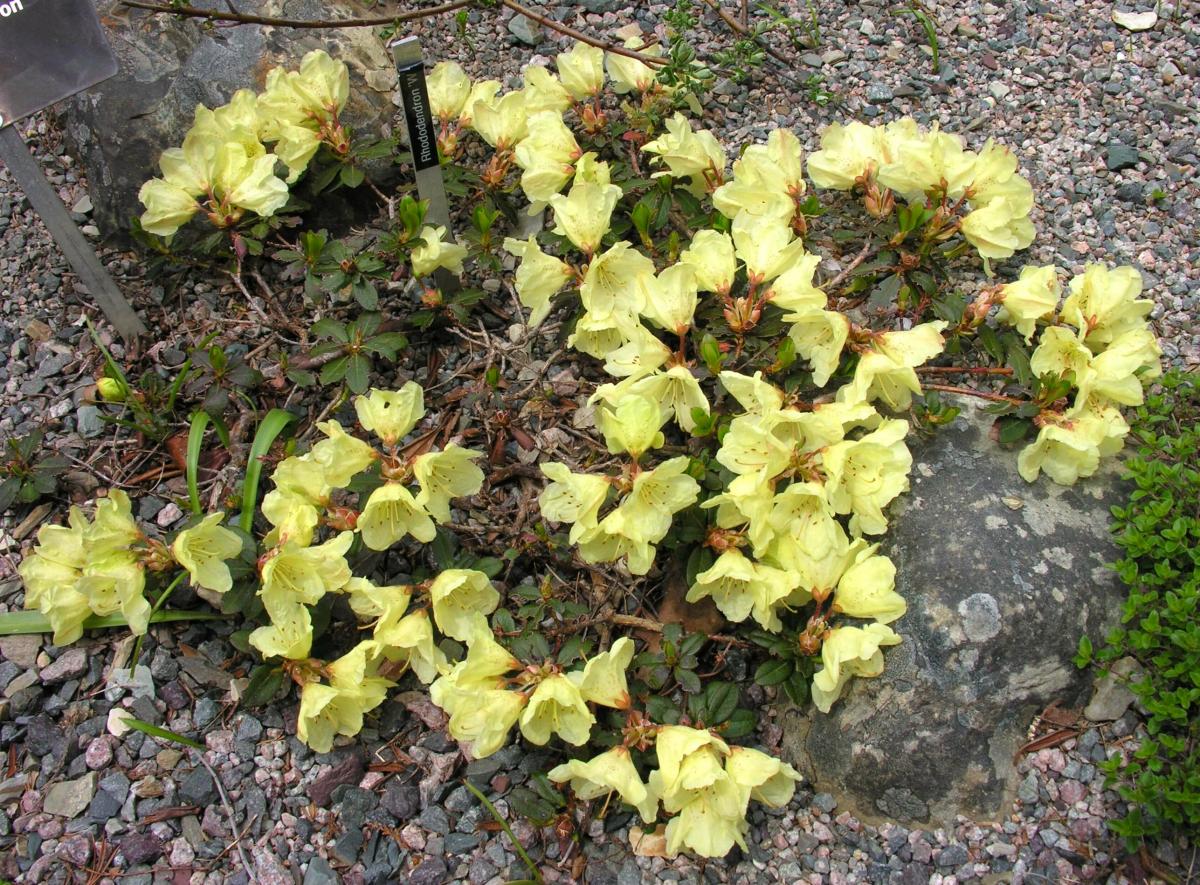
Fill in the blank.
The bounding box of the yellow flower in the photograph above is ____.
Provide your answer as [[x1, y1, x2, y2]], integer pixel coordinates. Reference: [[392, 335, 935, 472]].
[[557, 41, 605, 100], [687, 549, 798, 631], [87, 489, 141, 552], [78, 551, 148, 633], [358, 483, 436, 550], [249, 603, 314, 660], [786, 308, 851, 387], [643, 114, 726, 180], [567, 309, 641, 359], [411, 225, 468, 277], [830, 542, 905, 623], [522, 65, 573, 114], [680, 230, 736, 295], [732, 214, 807, 284], [878, 121, 975, 201], [514, 111, 580, 206], [725, 746, 801, 807], [549, 746, 658, 822], [603, 327, 672, 379], [297, 640, 393, 752], [311, 420, 377, 487], [597, 366, 710, 432], [355, 383, 425, 446], [811, 623, 901, 713], [457, 80, 500, 127], [579, 241, 656, 320], [1084, 328, 1161, 406], [427, 61, 472, 122], [596, 393, 667, 459], [714, 413, 793, 481], [836, 322, 947, 411], [1030, 325, 1094, 386], [520, 673, 596, 746], [443, 686, 527, 758], [260, 533, 353, 618], [766, 253, 826, 314], [996, 265, 1061, 342], [806, 121, 887, 190], [960, 197, 1035, 260], [539, 463, 613, 543], [413, 443, 484, 523], [1061, 264, 1153, 347], [615, 456, 700, 546], [256, 50, 349, 181], [969, 139, 1033, 210], [261, 454, 331, 547], [640, 263, 700, 334], [341, 576, 410, 620], [570, 636, 635, 709], [428, 568, 499, 642], [471, 90, 529, 149], [576, 510, 657, 576], [821, 419, 913, 536], [1017, 396, 1129, 485], [605, 25, 661, 94], [718, 371, 785, 416], [172, 512, 242, 594], [429, 621, 524, 756], [502, 236, 573, 325], [374, 607, 447, 684], [549, 178, 623, 255]]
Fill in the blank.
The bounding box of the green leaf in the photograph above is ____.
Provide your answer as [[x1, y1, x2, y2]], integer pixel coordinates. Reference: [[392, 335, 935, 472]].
[[240, 409, 299, 534], [722, 708, 756, 738], [311, 318, 349, 343], [702, 681, 739, 725], [320, 356, 350, 386], [241, 666, 285, 707], [755, 658, 793, 686], [122, 716, 204, 750], [0, 476, 20, 512], [339, 165, 365, 189], [344, 354, 371, 394], [186, 411, 210, 516], [675, 667, 701, 693], [0, 608, 227, 637]]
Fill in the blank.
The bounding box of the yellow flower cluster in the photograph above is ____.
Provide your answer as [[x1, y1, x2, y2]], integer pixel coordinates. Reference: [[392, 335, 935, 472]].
[[249, 382, 485, 659], [806, 118, 1035, 260], [139, 50, 350, 237], [1014, 264, 1161, 484], [18, 490, 148, 645]]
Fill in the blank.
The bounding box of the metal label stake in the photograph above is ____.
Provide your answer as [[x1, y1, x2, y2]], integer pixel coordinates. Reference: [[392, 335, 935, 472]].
[[389, 36, 459, 294], [1, 0, 145, 341]]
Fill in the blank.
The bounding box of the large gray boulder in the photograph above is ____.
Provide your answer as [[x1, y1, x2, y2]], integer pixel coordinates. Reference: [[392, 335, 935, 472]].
[[779, 396, 1127, 826], [64, 0, 400, 240]]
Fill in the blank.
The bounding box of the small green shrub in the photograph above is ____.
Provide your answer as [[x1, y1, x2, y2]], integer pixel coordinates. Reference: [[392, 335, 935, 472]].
[[1077, 369, 1200, 848]]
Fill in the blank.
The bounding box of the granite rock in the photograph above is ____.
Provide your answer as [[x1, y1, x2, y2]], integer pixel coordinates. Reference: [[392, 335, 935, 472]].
[[781, 397, 1126, 826]]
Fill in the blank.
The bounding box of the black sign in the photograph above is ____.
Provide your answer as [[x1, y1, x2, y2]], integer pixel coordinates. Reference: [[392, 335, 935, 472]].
[[0, 0, 118, 128], [395, 56, 439, 172]]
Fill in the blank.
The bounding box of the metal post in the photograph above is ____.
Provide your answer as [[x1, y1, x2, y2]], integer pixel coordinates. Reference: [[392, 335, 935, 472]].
[[0, 124, 146, 341], [390, 36, 459, 294]]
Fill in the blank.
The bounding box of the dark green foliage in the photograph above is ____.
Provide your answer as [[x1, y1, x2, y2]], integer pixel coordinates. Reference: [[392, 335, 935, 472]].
[[0, 430, 68, 512], [1075, 370, 1200, 848]]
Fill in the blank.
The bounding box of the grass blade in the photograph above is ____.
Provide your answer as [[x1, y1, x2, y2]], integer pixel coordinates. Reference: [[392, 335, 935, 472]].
[[0, 608, 227, 637], [240, 408, 298, 533], [462, 779, 543, 884], [186, 411, 210, 515], [121, 716, 204, 750]]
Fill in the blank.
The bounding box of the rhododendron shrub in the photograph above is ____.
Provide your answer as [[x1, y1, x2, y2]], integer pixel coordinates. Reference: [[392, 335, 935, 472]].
[[18, 37, 1164, 862]]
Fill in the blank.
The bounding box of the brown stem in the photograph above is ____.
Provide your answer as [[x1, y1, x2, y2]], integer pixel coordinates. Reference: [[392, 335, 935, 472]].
[[610, 613, 749, 647], [498, 0, 667, 66], [916, 366, 1014, 376], [823, 238, 874, 292], [921, 382, 1025, 405], [119, 0, 471, 29]]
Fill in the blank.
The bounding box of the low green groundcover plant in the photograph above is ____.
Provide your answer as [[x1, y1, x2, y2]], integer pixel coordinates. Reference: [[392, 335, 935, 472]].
[[9, 43, 1168, 860], [1077, 370, 1200, 850]]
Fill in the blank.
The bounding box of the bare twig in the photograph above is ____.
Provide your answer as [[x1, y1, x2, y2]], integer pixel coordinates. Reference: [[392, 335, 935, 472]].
[[920, 382, 1026, 405], [916, 366, 1014, 376], [823, 239, 874, 292], [193, 752, 258, 882], [498, 0, 667, 66], [118, 0, 471, 29]]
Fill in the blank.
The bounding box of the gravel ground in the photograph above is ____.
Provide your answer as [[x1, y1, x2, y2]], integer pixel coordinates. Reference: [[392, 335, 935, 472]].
[[1, 0, 1198, 882]]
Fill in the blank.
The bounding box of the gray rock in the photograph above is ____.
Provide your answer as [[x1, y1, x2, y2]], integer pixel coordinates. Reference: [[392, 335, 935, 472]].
[[44, 772, 97, 817], [64, 0, 401, 240], [40, 647, 88, 683], [506, 13, 543, 46], [780, 397, 1126, 826], [0, 635, 42, 669], [303, 856, 338, 885], [1105, 144, 1140, 171], [408, 858, 448, 885], [418, 805, 450, 835], [308, 750, 365, 806], [76, 405, 104, 438], [1084, 656, 1143, 721], [120, 832, 163, 865], [866, 83, 894, 103], [179, 767, 217, 807], [381, 781, 420, 820], [88, 789, 123, 822]]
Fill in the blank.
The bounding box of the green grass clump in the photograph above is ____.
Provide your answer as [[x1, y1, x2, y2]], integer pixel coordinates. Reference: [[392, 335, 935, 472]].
[[1077, 369, 1200, 849]]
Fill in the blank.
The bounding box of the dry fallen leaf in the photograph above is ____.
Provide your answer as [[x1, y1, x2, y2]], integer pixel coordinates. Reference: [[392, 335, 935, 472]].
[[1112, 8, 1157, 30], [629, 824, 672, 858]]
